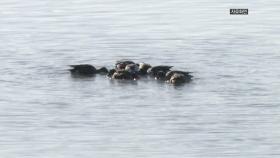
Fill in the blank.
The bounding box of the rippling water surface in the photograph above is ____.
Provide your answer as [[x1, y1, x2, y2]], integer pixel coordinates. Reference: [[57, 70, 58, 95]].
[[0, 0, 280, 157]]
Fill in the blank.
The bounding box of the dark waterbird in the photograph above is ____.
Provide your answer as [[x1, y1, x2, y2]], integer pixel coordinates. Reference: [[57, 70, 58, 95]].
[[165, 70, 193, 81], [111, 70, 139, 80], [169, 73, 191, 85], [125, 63, 139, 74], [154, 71, 167, 80], [165, 70, 193, 85], [69, 64, 108, 76], [115, 60, 135, 70], [147, 65, 173, 80], [138, 63, 152, 75], [107, 69, 116, 78], [147, 65, 173, 76]]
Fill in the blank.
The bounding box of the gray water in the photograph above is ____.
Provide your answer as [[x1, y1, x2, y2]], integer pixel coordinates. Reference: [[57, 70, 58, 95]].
[[0, 0, 280, 157]]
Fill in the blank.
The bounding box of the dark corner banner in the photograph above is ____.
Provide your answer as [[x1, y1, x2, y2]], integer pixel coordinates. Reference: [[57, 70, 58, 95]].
[[230, 9, 249, 15]]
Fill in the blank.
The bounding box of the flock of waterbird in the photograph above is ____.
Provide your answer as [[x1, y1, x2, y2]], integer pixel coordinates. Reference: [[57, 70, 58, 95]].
[[69, 60, 193, 85]]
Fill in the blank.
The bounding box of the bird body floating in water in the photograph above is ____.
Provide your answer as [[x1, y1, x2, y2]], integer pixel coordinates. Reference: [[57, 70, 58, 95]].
[[165, 70, 193, 81], [147, 66, 173, 76], [166, 71, 193, 85], [138, 63, 152, 75], [115, 60, 135, 70], [69, 64, 108, 76]]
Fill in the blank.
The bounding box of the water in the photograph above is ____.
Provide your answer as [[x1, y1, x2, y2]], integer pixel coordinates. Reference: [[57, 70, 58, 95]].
[[0, 0, 280, 157]]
